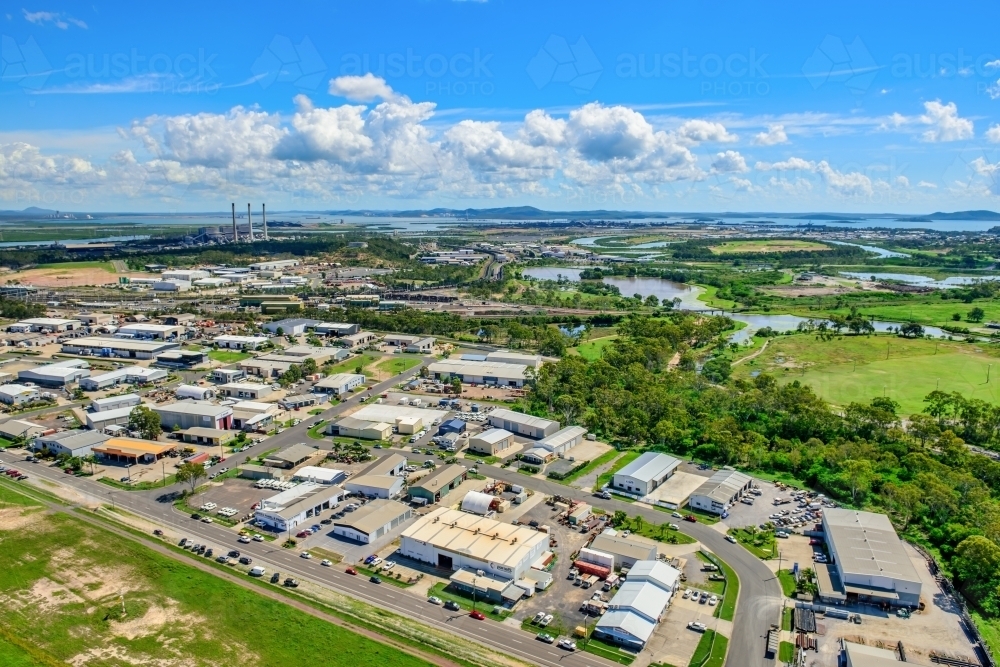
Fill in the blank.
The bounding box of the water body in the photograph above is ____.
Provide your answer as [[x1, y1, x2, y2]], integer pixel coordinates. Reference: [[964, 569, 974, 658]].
[[726, 314, 948, 344], [827, 240, 910, 258], [840, 272, 1000, 287], [521, 267, 585, 281], [0, 234, 151, 248]]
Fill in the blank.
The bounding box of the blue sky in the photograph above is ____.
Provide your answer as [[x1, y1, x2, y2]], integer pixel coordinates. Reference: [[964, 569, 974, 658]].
[[4, 1, 1000, 213]]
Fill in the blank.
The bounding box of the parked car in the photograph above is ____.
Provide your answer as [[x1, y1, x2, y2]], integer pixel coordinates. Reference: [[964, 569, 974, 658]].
[[271, 572, 281, 584], [709, 595, 718, 606], [284, 578, 299, 587], [238, 556, 252, 565], [684, 515, 697, 523], [687, 621, 707, 633]]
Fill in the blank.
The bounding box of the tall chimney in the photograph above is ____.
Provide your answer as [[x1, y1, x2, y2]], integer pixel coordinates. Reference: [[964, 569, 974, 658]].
[[231, 202, 238, 243], [247, 203, 253, 242], [262, 203, 268, 241]]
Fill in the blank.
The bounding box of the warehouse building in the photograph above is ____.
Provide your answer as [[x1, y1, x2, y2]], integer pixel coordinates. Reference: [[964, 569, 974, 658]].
[[61, 336, 180, 359], [249, 259, 300, 271], [487, 409, 559, 439], [117, 323, 184, 340], [594, 560, 680, 651], [357, 453, 407, 477], [79, 366, 167, 391], [159, 314, 197, 326], [90, 393, 141, 413], [842, 642, 902, 667], [291, 465, 345, 485], [612, 452, 681, 497], [314, 322, 359, 337], [405, 337, 435, 353], [34, 430, 110, 457], [175, 384, 215, 400], [330, 416, 393, 441], [280, 393, 325, 410], [213, 335, 270, 350], [337, 331, 378, 349], [588, 532, 659, 570], [468, 428, 515, 456], [400, 507, 550, 580], [93, 437, 175, 464], [426, 359, 528, 387], [408, 464, 467, 504], [820, 508, 922, 608], [687, 469, 753, 515], [212, 368, 246, 383], [0, 384, 40, 405], [219, 382, 273, 400], [153, 349, 207, 368], [315, 373, 366, 396], [85, 405, 135, 431], [179, 427, 236, 448], [18, 359, 90, 388], [8, 317, 82, 333], [351, 403, 448, 426], [263, 443, 317, 469], [75, 313, 113, 326], [346, 474, 404, 499], [485, 350, 543, 369], [333, 499, 413, 544], [253, 482, 344, 532], [262, 318, 320, 335], [383, 334, 422, 347], [152, 401, 233, 431], [0, 419, 45, 441], [239, 358, 290, 378]]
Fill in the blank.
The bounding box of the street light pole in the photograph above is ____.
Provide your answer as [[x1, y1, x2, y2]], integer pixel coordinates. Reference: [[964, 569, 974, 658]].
[[108, 491, 115, 510]]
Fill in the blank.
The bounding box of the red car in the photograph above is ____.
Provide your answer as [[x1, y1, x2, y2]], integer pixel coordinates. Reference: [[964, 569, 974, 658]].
[[296, 531, 310, 538], [345, 567, 358, 575], [684, 515, 697, 523], [809, 538, 822, 546], [469, 611, 485, 621]]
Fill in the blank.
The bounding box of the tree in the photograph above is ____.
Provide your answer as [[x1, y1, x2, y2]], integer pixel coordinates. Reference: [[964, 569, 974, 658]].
[[953, 536, 1000, 614], [451, 377, 462, 395], [612, 510, 627, 527], [840, 459, 874, 504], [644, 295, 659, 308], [899, 322, 924, 338], [275, 327, 284, 336], [175, 462, 206, 494], [701, 357, 731, 383], [128, 405, 162, 440], [301, 357, 318, 375], [555, 394, 583, 425], [968, 307, 985, 323]]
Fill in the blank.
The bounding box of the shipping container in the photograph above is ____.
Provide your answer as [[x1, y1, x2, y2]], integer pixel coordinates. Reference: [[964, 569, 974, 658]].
[[572, 560, 611, 579]]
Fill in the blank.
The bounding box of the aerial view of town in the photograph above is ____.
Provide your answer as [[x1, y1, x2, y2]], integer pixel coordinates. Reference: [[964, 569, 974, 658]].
[[3, 3, 1000, 667]]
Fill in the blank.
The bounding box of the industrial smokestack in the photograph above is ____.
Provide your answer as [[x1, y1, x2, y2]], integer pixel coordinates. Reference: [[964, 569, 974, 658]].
[[231, 202, 238, 243], [247, 203, 253, 242], [262, 203, 268, 241]]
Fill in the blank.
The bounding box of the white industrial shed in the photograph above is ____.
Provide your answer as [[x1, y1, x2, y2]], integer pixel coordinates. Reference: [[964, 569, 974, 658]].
[[427, 359, 528, 387], [213, 335, 270, 350], [90, 393, 141, 413], [460, 491, 496, 515], [315, 373, 366, 396], [687, 469, 753, 515], [487, 409, 559, 439], [822, 508, 922, 608], [536, 425, 587, 455], [485, 350, 543, 369], [253, 483, 345, 532], [34, 430, 110, 458], [86, 405, 136, 431], [61, 336, 180, 359], [175, 384, 215, 400], [612, 452, 681, 497], [18, 359, 91, 388], [292, 466, 346, 485], [594, 560, 680, 651], [80, 366, 167, 391], [332, 499, 413, 544], [345, 474, 404, 499]]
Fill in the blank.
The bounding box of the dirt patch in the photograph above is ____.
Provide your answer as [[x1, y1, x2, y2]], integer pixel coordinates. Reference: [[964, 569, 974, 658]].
[[9, 265, 146, 287], [0, 505, 44, 531]]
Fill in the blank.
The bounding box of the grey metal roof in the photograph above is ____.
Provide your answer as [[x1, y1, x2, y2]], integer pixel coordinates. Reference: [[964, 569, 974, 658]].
[[333, 499, 410, 535], [691, 469, 753, 504], [824, 508, 921, 585], [615, 452, 681, 483], [589, 534, 658, 561], [37, 429, 110, 449], [268, 443, 317, 464], [489, 408, 558, 430]]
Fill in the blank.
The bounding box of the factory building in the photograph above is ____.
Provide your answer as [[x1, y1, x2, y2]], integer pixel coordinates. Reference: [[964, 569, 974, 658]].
[[116, 323, 184, 340], [0, 384, 40, 405], [18, 359, 91, 388], [7, 318, 83, 333], [612, 452, 681, 497], [467, 428, 515, 456], [426, 359, 527, 388], [80, 366, 166, 391], [588, 532, 659, 570], [34, 430, 110, 458], [61, 336, 180, 360], [253, 482, 344, 532], [315, 373, 366, 396], [819, 509, 922, 608], [213, 335, 270, 350], [485, 350, 543, 369], [262, 318, 321, 335], [314, 322, 359, 337], [332, 499, 413, 544], [400, 507, 551, 580], [408, 464, 467, 504], [90, 393, 141, 413], [487, 409, 559, 439], [594, 560, 680, 651], [687, 469, 753, 515], [152, 401, 233, 431], [219, 382, 274, 400]]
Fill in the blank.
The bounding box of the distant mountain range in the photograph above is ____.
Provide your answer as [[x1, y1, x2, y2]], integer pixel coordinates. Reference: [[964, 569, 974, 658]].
[[2, 205, 1000, 222]]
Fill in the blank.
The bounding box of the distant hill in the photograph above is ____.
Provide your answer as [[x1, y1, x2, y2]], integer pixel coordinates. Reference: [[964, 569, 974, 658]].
[[928, 210, 1000, 221], [0, 206, 60, 218]]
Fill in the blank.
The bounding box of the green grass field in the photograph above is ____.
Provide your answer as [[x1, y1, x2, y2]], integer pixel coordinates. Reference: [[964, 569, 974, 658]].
[[688, 630, 728, 667], [0, 482, 432, 667], [596, 450, 641, 489], [708, 239, 829, 254], [35, 260, 115, 271], [732, 333, 1000, 414], [778, 570, 797, 598], [324, 352, 382, 377], [207, 349, 251, 363], [778, 641, 794, 662], [569, 335, 618, 361], [779, 297, 1000, 329], [375, 356, 422, 376]]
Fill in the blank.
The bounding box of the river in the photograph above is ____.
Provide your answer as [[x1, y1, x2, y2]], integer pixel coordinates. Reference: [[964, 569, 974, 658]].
[[521, 267, 952, 342]]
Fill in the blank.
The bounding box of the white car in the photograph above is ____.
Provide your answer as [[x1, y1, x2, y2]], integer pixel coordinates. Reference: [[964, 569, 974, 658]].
[[672, 512, 682, 519], [726, 535, 737, 544], [321, 559, 332, 567], [709, 595, 718, 606], [557, 639, 576, 651], [300, 551, 313, 559], [682, 589, 692, 599], [687, 621, 707, 633], [252, 534, 264, 542], [238, 535, 251, 543]]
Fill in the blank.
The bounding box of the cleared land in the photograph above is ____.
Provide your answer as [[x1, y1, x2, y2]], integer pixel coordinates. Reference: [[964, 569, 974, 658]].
[[375, 356, 423, 376], [569, 335, 617, 361], [0, 261, 152, 287], [708, 240, 829, 254], [732, 333, 1000, 414], [207, 349, 250, 363], [0, 483, 432, 667]]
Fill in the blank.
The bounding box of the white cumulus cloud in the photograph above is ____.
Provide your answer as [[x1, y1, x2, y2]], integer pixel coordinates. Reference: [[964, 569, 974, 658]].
[[919, 100, 973, 142], [751, 124, 788, 146], [328, 73, 397, 103], [754, 157, 816, 171], [711, 150, 749, 173]]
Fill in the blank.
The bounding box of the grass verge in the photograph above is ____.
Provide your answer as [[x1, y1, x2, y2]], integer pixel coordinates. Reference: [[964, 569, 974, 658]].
[[427, 582, 510, 621], [688, 629, 728, 667], [596, 450, 641, 489], [581, 635, 635, 665], [559, 449, 620, 485], [778, 570, 797, 598]]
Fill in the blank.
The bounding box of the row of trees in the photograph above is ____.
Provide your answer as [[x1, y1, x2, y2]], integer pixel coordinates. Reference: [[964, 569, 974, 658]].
[[519, 313, 1000, 616]]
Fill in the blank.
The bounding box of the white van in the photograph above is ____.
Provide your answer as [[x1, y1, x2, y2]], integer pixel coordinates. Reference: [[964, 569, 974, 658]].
[[249, 566, 266, 577]]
